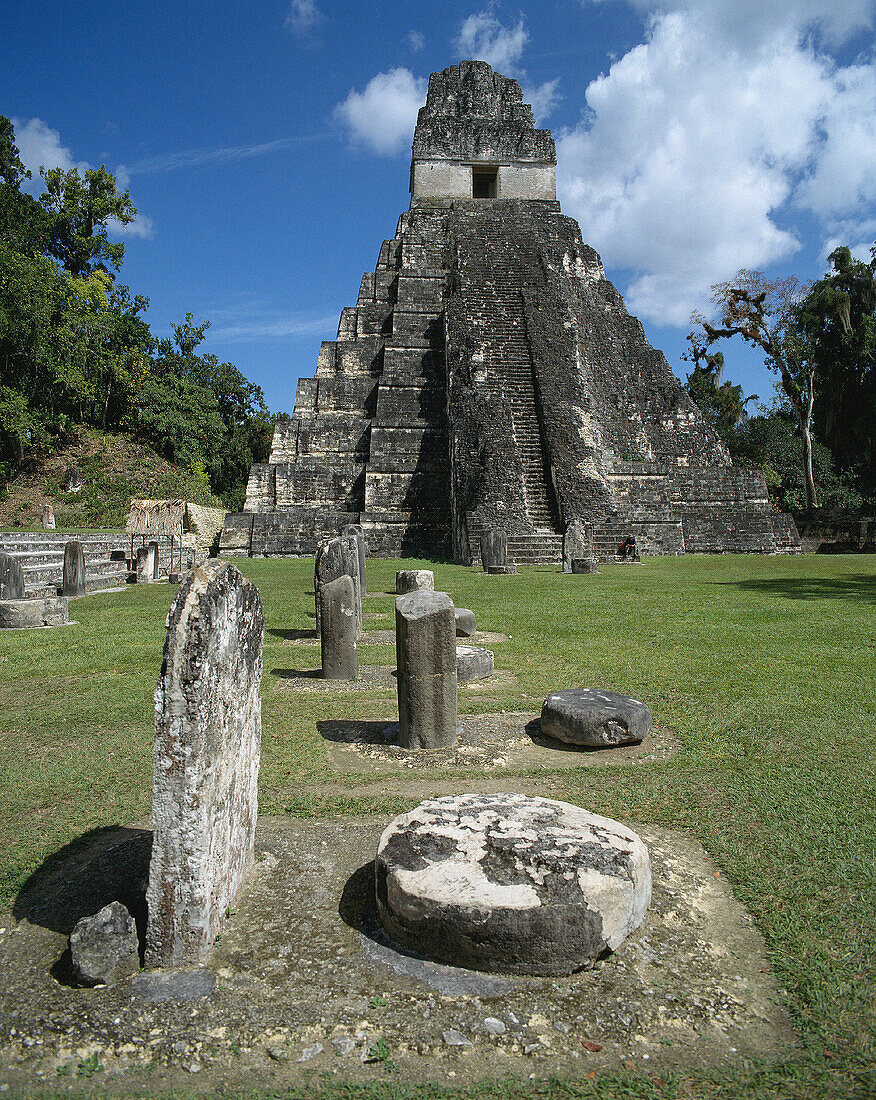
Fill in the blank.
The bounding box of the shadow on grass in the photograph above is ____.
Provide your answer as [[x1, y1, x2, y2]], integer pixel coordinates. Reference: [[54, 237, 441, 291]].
[[318, 719, 399, 745], [718, 572, 876, 604], [271, 667, 322, 679], [267, 627, 316, 641]]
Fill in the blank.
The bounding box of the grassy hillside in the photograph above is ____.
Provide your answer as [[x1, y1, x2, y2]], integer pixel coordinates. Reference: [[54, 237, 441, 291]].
[[0, 427, 223, 530]]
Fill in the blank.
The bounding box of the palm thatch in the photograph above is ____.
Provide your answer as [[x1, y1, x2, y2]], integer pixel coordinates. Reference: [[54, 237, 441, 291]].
[[126, 499, 186, 538]]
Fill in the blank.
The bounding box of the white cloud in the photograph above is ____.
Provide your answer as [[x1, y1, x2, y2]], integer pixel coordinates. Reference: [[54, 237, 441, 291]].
[[524, 79, 561, 124], [284, 0, 322, 35], [456, 10, 528, 72], [557, 3, 876, 325], [408, 30, 425, 52], [334, 68, 427, 155], [12, 117, 153, 239]]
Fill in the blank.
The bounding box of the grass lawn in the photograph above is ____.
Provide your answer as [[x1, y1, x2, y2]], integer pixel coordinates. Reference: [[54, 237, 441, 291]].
[[0, 553, 874, 1099]]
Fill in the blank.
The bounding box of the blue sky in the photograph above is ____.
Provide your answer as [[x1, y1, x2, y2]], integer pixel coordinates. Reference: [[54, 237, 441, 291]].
[[3, 0, 875, 414]]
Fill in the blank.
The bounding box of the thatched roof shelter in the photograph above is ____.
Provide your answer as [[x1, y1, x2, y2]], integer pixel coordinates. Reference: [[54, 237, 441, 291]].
[[126, 499, 186, 538]]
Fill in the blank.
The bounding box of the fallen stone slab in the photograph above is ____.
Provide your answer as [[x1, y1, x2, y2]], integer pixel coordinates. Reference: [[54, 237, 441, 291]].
[[396, 569, 434, 594], [376, 793, 652, 975], [454, 607, 477, 637], [0, 597, 69, 629], [456, 644, 494, 683], [69, 901, 139, 986], [541, 689, 652, 748]]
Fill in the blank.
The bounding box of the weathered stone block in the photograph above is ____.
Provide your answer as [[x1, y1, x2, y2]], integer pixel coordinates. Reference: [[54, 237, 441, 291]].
[[63, 540, 86, 596], [395, 590, 457, 750], [571, 557, 599, 574], [454, 607, 477, 637], [396, 569, 434, 594], [70, 901, 140, 986], [480, 528, 508, 571], [145, 560, 263, 969], [456, 644, 494, 683], [320, 574, 358, 680], [563, 519, 593, 573], [315, 537, 361, 635], [0, 553, 25, 600], [0, 597, 68, 628], [541, 688, 651, 747], [376, 793, 651, 974]]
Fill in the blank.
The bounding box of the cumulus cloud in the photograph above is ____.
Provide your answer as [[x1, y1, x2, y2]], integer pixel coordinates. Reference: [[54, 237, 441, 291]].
[[12, 116, 153, 239], [408, 30, 425, 52], [334, 68, 427, 155], [284, 0, 322, 35], [557, 2, 876, 325], [456, 10, 528, 72], [524, 79, 561, 124]]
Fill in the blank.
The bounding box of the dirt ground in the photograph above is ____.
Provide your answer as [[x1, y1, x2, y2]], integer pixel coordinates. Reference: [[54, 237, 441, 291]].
[[1, 801, 795, 1094]]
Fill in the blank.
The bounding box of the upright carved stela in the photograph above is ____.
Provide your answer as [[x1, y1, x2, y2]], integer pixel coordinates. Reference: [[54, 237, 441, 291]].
[[221, 61, 799, 564]]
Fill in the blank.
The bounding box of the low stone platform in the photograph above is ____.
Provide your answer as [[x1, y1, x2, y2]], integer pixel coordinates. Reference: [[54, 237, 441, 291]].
[[376, 794, 651, 975], [541, 689, 652, 748], [1, 815, 795, 1090], [0, 597, 69, 629]]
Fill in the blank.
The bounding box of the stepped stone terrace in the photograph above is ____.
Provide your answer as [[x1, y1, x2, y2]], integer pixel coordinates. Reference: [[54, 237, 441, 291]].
[[221, 61, 800, 565]]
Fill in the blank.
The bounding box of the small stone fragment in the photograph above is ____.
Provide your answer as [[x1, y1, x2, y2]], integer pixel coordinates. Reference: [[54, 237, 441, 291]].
[[484, 1018, 506, 1035], [396, 569, 434, 594], [266, 1045, 290, 1061], [297, 1042, 324, 1062], [331, 1036, 356, 1056], [541, 688, 651, 747], [69, 902, 140, 986], [442, 1030, 472, 1047]]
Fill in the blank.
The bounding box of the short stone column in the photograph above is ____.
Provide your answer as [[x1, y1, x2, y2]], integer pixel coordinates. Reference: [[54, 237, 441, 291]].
[[63, 540, 86, 596], [480, 529, 515, 574], [135, 547, 151, 584], [395, 590, 457, 750], [342, 523, 367, 595], [148, 540, 160, 581], [0, 553, 25, 600], [315, 537, 361, 636], [145, 560, 264, 969], [320, 574, 358, 680]]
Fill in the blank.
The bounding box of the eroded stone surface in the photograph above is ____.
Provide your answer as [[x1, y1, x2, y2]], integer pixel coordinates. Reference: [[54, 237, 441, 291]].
[[480, 529, 508, 571], [63, 541, 86, 597], [0, 597, 68, 629], [0, 553, 25, 600], [315, 538, 361, 636], [395, 590, 457, 750], [146, 559, 264, 969], [342, 524, 367, 595], [542, 689, 652, 748], [396, 570, 434, 594], [69, 902, 139, 986], [456, 644, 494, 683], [454, 607, 477, 637], [320, 574, 358, 680], [376, 794, 651, 975], [563, 520, 593, 573]]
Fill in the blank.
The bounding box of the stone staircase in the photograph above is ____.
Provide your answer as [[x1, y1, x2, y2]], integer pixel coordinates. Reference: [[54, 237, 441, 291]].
[[0, 532, 176, 596]]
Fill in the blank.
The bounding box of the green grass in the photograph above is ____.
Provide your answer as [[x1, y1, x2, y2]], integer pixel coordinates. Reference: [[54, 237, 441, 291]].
[[1, 553, 875, 1099]]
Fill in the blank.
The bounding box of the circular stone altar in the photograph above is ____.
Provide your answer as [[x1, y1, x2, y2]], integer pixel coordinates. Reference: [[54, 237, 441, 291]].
[[541, 688, 652, 747], [375, 793, 651, 975]]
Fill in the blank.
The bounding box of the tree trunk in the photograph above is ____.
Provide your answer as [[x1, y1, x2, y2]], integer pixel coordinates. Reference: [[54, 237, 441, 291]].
[[801, 420, 818, 509]]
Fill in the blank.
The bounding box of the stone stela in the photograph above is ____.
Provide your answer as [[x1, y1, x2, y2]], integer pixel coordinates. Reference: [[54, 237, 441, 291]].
[[145, 559, 264, 969], [221, 60, 800, 565]]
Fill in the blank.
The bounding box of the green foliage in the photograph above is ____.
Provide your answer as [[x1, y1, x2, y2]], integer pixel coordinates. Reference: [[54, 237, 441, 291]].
[[0, 116, 273, 510], [683, 349, 754, 445]]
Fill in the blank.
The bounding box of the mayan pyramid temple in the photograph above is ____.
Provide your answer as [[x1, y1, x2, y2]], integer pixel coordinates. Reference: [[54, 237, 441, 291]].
[[221, 61, 800, 563]]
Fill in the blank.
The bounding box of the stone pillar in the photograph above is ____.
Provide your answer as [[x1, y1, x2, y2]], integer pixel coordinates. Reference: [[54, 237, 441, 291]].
[[42, 504, 56, 529], [0, 553, 25, 600], [145, 560, 263, 969], [135, 547, 151, 584], [315, 537, 361, 635], [342, 523, 367, 595], [480, 529, 515, 574], [320, 574, 358, 680], [563, 518, 594, 573], [395, 590, 457, 750], [148, 540, 160, 581], [63, 540, 86, 597]]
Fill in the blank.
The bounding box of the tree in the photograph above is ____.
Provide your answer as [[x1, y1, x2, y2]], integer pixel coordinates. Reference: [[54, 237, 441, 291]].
[[40, 165, 135, 276], [682, 338, 755, 447], [691, 271, 818, 508], [794, 246, 876, 496]]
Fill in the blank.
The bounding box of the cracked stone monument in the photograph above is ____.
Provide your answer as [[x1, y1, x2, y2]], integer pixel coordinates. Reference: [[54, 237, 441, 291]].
[[145, 559, 264, 969], [222, 60, 799, 564], [62, 540, 86, 596], [342, 522, 367, 595], [563, 518, 595, 573], [395, 589, 457, 749], [376, 793, 651, 975], [314, 536, 361, 637], [480, 528, 515, 574], [320, 573, 358, 680]]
